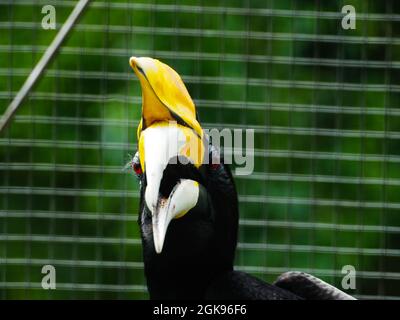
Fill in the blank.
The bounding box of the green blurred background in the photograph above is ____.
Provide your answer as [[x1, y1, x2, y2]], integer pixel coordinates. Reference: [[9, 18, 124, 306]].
[[0, 0, 399, 299]]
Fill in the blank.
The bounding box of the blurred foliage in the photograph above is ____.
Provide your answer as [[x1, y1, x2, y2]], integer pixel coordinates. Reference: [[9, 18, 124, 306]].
[[0, 0, 400, 299]]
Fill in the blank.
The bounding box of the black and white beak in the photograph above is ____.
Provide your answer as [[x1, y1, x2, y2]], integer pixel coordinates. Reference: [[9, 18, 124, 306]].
[[139, 123, 201, 253]]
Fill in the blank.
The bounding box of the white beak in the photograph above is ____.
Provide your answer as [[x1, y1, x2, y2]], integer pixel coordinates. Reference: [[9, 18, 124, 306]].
[[152, 179, 199, 253], [140, 125, 200, 253]]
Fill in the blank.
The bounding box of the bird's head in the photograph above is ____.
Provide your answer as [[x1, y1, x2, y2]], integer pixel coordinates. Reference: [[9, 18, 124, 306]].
[[135, 120, 210, 254], [129, 56, 210, 254], [129, 57, 238, 299], [129, 57, 203, 140]]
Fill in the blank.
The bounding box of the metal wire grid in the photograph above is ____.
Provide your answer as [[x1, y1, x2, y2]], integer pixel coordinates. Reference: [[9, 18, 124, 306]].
[[0, 0, 400, 299]]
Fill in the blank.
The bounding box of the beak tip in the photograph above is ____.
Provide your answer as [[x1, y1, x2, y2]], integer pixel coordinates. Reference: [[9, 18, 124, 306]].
[[154, 237, 164, 254], [153, 221, 166, 254], [129, 56, 137, 69], [155, 246, 162, 254]]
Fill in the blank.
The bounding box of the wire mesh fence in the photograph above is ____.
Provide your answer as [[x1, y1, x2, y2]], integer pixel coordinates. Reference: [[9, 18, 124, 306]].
[[0, 0, 400, 299]]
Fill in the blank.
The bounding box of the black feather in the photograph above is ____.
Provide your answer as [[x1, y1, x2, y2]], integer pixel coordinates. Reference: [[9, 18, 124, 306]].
[[273, 271, 356, 300], [136, 142, 355, 300], [206, 271, 302, 300]]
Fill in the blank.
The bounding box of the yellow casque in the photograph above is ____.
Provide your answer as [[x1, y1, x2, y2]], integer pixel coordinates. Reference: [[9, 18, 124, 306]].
[[129, 57, 205, 171]]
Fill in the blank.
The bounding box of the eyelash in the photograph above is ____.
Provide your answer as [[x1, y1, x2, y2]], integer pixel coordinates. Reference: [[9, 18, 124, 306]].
[[131, 152, 142, 176]]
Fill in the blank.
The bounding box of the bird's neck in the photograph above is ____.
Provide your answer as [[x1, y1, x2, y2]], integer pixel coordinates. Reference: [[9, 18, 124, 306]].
[[144, 252, 232, 299]]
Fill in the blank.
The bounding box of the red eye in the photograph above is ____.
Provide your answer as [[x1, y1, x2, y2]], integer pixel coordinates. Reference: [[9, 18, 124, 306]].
[[133, 162, 142, 175], [210, 163, 221, 170], [209, 146, 221, 170]]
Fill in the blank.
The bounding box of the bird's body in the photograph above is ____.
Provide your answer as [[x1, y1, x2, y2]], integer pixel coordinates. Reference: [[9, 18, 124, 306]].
[[129, 56, 355, 300], [207, 271, 302, 300], [137, 145, 238, 299]]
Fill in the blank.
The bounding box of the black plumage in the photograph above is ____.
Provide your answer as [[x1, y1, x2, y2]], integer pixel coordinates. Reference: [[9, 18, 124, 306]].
[[128, 56, 355, 300], [206, 271, 302, 300], [273, 271, 356, 300], [134, 144, 354, 300], [136, 145, 238, 299]]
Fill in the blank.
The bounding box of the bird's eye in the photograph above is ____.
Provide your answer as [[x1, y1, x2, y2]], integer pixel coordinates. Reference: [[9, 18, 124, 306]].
[[133, 161, 142, 175], [131, 151, 142, 176], [210, 163, 221, 170], [209, 145, 221, 170]]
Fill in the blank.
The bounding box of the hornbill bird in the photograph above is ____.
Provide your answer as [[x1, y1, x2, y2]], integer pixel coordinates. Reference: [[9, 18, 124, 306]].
[[128, 57, 355, 300]]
